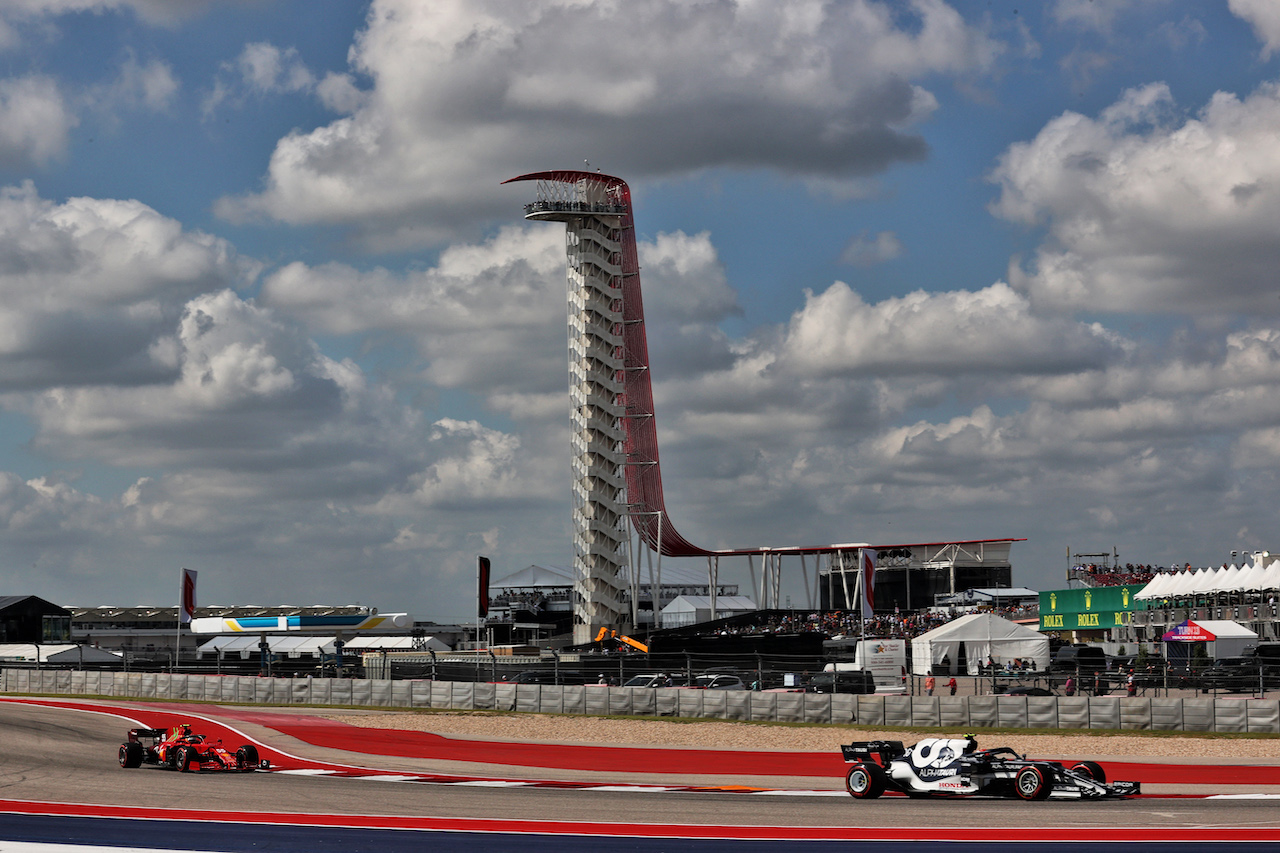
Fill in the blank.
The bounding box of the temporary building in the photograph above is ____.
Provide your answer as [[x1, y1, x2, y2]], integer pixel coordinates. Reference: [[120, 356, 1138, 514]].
[[343, 635, 449, 653], [0, 643, 121, 664], [197, 635, 335, 660], [1161, 619, 1256, 660], [909, 612, 1051, 676], [659, 595, 757, 629], [1136, 560, 1280, 600], [491, 564, 575, 589]]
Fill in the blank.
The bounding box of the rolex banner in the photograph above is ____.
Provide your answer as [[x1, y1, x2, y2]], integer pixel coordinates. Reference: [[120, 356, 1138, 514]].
[[1039, 585, 1146, 631]]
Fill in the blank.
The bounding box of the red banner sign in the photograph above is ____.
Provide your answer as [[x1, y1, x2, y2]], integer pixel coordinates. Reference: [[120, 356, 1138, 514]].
[[1162, 620, 1216, 642]]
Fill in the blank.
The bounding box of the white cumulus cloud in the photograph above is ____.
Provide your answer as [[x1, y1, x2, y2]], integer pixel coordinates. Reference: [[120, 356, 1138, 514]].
[[0, 76, 75, 167], [216, 0, 1004, 248], [1230, 0, 1280, 59], [991, 81, 1280, 316], [0, 182, 256, 389]]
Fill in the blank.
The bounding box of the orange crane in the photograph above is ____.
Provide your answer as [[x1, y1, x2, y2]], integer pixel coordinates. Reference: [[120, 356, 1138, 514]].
[[594, 627, 649, 654]]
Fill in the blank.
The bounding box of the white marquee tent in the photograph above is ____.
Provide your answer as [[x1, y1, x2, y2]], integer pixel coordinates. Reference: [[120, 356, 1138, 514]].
[[660, 595, 757, 629], [910, 613, 1051, 676], [1136, 559, 1280, 601], [0, 644, 122, 664]]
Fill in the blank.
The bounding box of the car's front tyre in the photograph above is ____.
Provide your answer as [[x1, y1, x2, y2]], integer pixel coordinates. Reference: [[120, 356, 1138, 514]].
[[1014, 764, 1051, 800], [236, 745, 259, 772], [1070, 761, 1106, 784]]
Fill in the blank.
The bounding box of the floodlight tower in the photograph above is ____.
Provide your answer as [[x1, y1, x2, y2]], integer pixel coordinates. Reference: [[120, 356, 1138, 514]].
[[505, 171, 632, 644]]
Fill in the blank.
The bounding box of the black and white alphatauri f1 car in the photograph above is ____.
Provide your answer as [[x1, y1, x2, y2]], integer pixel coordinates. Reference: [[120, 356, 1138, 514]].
[[840, 736, 1139, 800]]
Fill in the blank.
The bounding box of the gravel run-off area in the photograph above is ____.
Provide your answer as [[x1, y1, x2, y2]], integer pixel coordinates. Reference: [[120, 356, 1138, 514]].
[[323, 711, 1280, 760]]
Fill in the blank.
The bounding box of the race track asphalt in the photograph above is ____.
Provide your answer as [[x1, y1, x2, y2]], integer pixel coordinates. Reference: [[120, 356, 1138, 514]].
[[2, 696, 1280, 847]]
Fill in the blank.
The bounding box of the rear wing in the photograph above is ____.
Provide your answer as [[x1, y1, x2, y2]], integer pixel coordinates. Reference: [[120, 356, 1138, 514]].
[[125, 728, 166, 742], [841, 740, 905, 765]]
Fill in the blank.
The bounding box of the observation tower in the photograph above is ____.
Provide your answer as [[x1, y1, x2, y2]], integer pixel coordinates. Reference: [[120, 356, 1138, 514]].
[[505, 170, 1020, 643], [505, 171, 638, 643], [506, 170, 723, 644]]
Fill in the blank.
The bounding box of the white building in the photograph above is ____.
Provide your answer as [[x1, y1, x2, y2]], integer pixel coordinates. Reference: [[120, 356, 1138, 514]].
[[660, 595, 758, 629]]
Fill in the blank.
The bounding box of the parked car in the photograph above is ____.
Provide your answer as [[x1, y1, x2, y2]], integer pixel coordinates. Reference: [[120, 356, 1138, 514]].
[[689, 674, 747, 690], [999, 686, 1054, 697], [501, 670, 587, 685], [1199, 657, 1275, 693], [1048, 645, 1108, 675], [805, 670, 876, 694], [1109, 654, 1137, 672], [1128, 658, 1173, 688], [622, 673, 687, 688]]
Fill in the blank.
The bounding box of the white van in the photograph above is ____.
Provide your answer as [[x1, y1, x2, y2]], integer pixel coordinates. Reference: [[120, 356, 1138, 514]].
[[827, 638, 908, 694]]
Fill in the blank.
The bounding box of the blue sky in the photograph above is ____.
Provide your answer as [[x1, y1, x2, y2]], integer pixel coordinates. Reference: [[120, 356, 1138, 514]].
[[2, 0, 1280, 621]]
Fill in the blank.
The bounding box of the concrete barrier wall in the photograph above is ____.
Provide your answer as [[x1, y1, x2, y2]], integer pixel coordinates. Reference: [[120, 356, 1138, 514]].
[[1215, 700, 1246, 733], [968, 697, 997, 727], [1247, 699, 1280, 734], [1026, 697, 1057, 729], [996, 697, 1028, 729], [724, 691, 749, 721], [775, 693, 804, 723], [1183, 698, 1214, 731], [938, 697, 966, 728], [1088, 698, 1120, 729], [7, 669, 1280, 733], [883, 696, 911, 727], [702, 690, 727, 720], [1150, 698, 1183, 731]]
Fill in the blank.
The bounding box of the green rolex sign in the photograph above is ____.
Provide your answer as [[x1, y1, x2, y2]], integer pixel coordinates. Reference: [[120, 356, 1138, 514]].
[[1039, 585, 1146, 631]]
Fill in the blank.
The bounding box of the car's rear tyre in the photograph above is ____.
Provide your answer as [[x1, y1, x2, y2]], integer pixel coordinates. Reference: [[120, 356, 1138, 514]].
[[1070, 761, 1106, 784], [176, 745, 195, 773], [118, 742, 143, 768], [1014, 764, 1051, 800], [236, 745, 259, 771], [845, 762, 886, 799]]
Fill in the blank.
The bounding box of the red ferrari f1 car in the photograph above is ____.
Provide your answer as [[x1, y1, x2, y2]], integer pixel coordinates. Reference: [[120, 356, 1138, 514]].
[[118, 723, 269, 772], [841, 736, 1138, 800]]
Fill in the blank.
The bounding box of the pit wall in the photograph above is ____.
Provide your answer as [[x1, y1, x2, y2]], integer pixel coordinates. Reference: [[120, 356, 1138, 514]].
[[5, 668, 1279, 733]]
